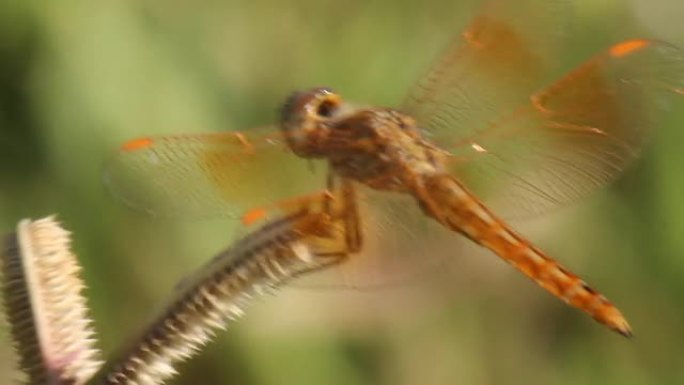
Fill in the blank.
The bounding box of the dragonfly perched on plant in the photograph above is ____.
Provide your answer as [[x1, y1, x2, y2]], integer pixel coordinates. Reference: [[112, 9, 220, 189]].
[[104, 0, 684, 337]]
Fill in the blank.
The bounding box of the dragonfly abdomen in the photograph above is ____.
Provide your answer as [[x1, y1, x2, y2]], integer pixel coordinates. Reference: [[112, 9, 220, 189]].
[[418, 173, 632, 337]]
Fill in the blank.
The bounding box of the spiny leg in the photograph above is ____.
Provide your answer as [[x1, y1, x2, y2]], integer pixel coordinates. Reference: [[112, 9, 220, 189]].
[[280, 174, 363, 276], [323, 173, 362, 254]]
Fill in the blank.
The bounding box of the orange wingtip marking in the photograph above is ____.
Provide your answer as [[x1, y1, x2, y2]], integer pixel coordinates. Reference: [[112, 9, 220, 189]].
[[242, 207, 268, 226], [121, 137, 154, 152], [609, 39, 650, 58]]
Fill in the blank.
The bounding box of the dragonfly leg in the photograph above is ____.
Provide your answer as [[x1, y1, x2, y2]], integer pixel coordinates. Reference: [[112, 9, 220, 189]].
[[271, 174, 363, 278], [324, 174, 362, 254], [237, 172, 364, 278]]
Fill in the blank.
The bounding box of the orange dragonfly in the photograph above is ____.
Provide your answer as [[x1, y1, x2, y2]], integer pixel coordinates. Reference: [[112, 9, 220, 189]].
[[103, 0, 684, 337]]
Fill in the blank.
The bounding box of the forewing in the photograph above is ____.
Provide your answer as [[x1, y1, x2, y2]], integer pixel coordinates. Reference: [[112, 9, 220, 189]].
[[403, 0, 684, 216], [403, 0, 570, 143], [443, 40, 684, 216], [103, 127, 327, 218]]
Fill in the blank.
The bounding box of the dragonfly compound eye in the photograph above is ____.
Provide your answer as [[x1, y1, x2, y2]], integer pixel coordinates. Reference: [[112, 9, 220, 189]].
[[315, 98, 338, 118], [280, 87, 340, 157]]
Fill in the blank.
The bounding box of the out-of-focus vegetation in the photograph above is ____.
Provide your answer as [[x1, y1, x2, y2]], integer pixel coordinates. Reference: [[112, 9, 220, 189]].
[[2, 0, 684, 384]]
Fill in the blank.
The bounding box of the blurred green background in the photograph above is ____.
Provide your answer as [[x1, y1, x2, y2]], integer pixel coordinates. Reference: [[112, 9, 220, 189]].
[[2, 0, 684, 384]]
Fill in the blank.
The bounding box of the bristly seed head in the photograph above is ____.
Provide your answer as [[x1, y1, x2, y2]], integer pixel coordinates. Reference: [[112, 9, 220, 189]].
[[1, 216, 102, 385]]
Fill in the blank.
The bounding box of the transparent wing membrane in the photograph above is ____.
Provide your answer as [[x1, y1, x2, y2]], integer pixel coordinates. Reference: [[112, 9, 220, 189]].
[[403, 0, 684, 216], [434, 40, 684, 215], [403, 0, 569, 141], [103, 127, 326, 218]]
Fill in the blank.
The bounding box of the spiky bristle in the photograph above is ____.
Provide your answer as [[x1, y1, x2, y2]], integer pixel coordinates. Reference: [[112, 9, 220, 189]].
[[1, 216, 102, 384], [90, 213, 326, 385]]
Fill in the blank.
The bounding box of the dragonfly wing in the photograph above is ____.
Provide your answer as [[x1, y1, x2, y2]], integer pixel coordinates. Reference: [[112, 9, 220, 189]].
[[103, 127, 327, 218], [402, 0, 570, 142], [442, 40, 684, 216], [402, 0, 684, 217]]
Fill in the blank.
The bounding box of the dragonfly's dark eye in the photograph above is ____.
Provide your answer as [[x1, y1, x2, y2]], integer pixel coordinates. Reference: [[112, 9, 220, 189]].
[[280, 87, 340, 158], [316, 99, 337, 118]]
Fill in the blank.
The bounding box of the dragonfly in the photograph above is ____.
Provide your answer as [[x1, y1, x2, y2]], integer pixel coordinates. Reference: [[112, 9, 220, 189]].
[[103, 0, 684, 337]]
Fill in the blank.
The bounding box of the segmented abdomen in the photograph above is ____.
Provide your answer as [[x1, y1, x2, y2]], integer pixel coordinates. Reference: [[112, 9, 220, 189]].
[[419, 173, 632, 337]]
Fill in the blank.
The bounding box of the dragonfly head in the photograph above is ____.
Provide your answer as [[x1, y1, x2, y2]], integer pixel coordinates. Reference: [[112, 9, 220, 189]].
[[280, 87, 344, 158]]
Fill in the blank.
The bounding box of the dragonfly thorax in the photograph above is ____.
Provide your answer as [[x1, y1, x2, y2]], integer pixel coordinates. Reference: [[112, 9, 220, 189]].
[[280, 88, 447, 192]]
